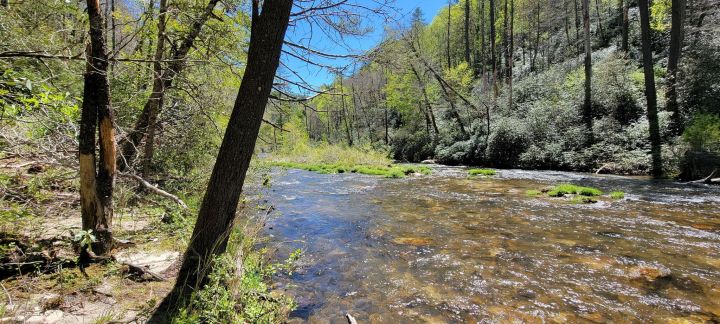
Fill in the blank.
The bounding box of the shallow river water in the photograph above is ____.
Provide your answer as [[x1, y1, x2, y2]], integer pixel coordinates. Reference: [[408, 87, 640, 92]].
[[262, 166, 720, 323]]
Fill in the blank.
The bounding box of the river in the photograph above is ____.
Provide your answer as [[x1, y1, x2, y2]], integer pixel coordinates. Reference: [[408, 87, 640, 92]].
[[261, 166, 720, 323]]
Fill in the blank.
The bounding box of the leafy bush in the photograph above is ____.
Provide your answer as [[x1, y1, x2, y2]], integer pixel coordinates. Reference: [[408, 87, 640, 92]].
[[486, 118, 530, 168], [391, 129, 435, 162], [682, 113, 720, 152], [468, 169, 496, 176]]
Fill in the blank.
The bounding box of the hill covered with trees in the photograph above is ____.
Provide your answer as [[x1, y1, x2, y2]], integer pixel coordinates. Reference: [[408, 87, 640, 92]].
[[266, 0, 719, 179]]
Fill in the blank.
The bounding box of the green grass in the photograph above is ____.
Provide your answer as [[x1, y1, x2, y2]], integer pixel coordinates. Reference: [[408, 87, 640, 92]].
[[610, 191, 625, 199], [268, 161, 431, 178], [468, 169, 497, 176], [547, 184, 603, 197], [526, 190, 542, 197], [571, 196, 598, 204]]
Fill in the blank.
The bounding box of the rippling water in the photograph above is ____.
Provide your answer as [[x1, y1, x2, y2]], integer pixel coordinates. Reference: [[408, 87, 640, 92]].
[[261, 166, 720, 323]]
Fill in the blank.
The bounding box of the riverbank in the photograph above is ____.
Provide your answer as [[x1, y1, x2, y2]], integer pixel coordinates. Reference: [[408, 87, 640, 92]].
[[0, 158, 294, 322]]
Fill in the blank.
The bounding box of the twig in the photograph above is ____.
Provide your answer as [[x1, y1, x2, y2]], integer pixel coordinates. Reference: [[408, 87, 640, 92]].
[[119, 173, 188, 209], [346, 314, 358, 324], [0, 282, 12, 306]]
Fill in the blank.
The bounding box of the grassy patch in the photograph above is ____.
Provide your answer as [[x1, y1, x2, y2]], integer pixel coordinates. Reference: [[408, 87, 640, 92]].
[[610, 191, 625, 199], [526, 190, 542, 197], [468, 169, 497, 176], [547, 184, 603, 197], [571, 196, 599, 204], [269, 161, 431, 178]]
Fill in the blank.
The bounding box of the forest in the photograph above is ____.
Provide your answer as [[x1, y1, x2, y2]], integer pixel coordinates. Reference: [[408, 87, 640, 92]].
[[0, 0, 718, 322]]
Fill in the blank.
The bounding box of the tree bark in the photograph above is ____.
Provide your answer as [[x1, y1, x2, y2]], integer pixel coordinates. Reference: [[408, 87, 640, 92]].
[[154, 0, 293, 315], [80, 0, 117, 256], [339, 75, 353, 146], [447, 0, 453, 69], [574, 0, 581, 55], [503, 0, 509, 82], [490, 0, 497, 97], [118, 0, 221, 171], [464, 0, 471, 64], [583, 0, 594, 145], [621, 0, 629, 52], [141, 0, 168, 177], [508, 0, 514, 109], [639, 0, 663, 178], [666, 0, 686, 134]]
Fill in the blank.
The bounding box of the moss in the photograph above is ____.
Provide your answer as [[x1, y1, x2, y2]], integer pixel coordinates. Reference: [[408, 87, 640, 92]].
[[468, 169, 497, 176], [526, 190, 542, 197], [547, 184, 603, 197], [610, 191, 625, 199], [571, 196, 598, 204], [268, 161, 431, 178]]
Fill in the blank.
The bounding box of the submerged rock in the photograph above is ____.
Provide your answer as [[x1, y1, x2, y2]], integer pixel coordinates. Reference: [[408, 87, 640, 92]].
[[392, 237, 432, 246]]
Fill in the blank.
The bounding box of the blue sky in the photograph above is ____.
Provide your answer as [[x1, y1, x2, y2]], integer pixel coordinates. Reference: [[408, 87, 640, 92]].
[[281, 0, 446, 93]]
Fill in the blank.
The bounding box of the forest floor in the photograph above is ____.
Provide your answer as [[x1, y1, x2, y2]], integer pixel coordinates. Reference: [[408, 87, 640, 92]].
[[0, 156, 188, 323]]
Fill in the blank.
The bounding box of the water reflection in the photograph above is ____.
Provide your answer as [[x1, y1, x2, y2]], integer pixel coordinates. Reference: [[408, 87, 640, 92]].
[[262, 167, 720, 322]]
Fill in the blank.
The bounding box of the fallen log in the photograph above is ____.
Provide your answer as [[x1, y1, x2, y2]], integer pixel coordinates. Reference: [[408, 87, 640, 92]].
[[119, 173, 188, 209], [688, 169, 718, 185]]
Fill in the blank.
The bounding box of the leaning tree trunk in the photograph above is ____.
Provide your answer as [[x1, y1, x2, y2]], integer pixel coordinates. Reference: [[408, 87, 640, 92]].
[[79, 0, 116, 256], [118, 0, 220, 171], [639, 0, 663, 178], [666, 0, 686, 135], [142, 0, 168, 177], [151, 0, 293, 316], [582, 0, 594, 145]]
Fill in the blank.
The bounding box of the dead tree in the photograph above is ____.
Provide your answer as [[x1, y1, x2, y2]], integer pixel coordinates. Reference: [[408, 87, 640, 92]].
[[79, 0, 117, 256]]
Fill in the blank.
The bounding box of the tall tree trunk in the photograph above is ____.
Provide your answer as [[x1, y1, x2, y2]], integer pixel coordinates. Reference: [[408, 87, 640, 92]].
[[508, 0, 514, 109], [410, 65, 440, 136], [447, 0, 453, 69], [622, 0, 629, 52], [564, 0, 572, 56], [595, 0, 605, 38], [118, 0, 221, 171], [339, 76, 353, 146], [490, 0, 497, 97], [464, 0, 471, 64], [479, 0, 486, 76], [503, 0, 509, 82], [153, 0, 293, 315], [574, 0, 581, 55], [141, 0, 168, 177], [639, 0, 663, 178], [80, 0, 116, 256], [666, 0, 686, 134], [583, 0, 594, 144]]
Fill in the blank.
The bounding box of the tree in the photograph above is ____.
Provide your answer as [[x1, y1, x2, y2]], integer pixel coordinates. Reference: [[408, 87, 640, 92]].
[[118, 0, 221, 172], [666, 0, 687, 134], [638, 0, 663, 177], [447, 0, 453, 68], [79, 0, 117, 256], [582, 0, 594, 144], [152, 0, 293, 315], [490, 0, 497, 96], [621, 0, 629, 52], [465, 0, 471, 64]]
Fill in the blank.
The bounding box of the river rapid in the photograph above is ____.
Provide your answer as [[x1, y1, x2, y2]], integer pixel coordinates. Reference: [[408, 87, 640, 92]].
[[261, 166, 720, 323]]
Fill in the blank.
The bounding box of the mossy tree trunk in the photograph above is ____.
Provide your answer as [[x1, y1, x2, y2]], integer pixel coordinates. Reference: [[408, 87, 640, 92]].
[[638, 0, 664, 178], [79, 0, 117, 256]]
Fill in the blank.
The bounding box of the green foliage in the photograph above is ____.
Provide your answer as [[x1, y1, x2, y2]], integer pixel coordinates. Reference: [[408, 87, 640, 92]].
[[526, 190, 542, 197], [547, 184, 603, 197], [72, 230, 97, 250], [269, 161, 431, 178], [683, 113, 720, 152], [468, 169, 496, 176], [609, 191, 625, 199]]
